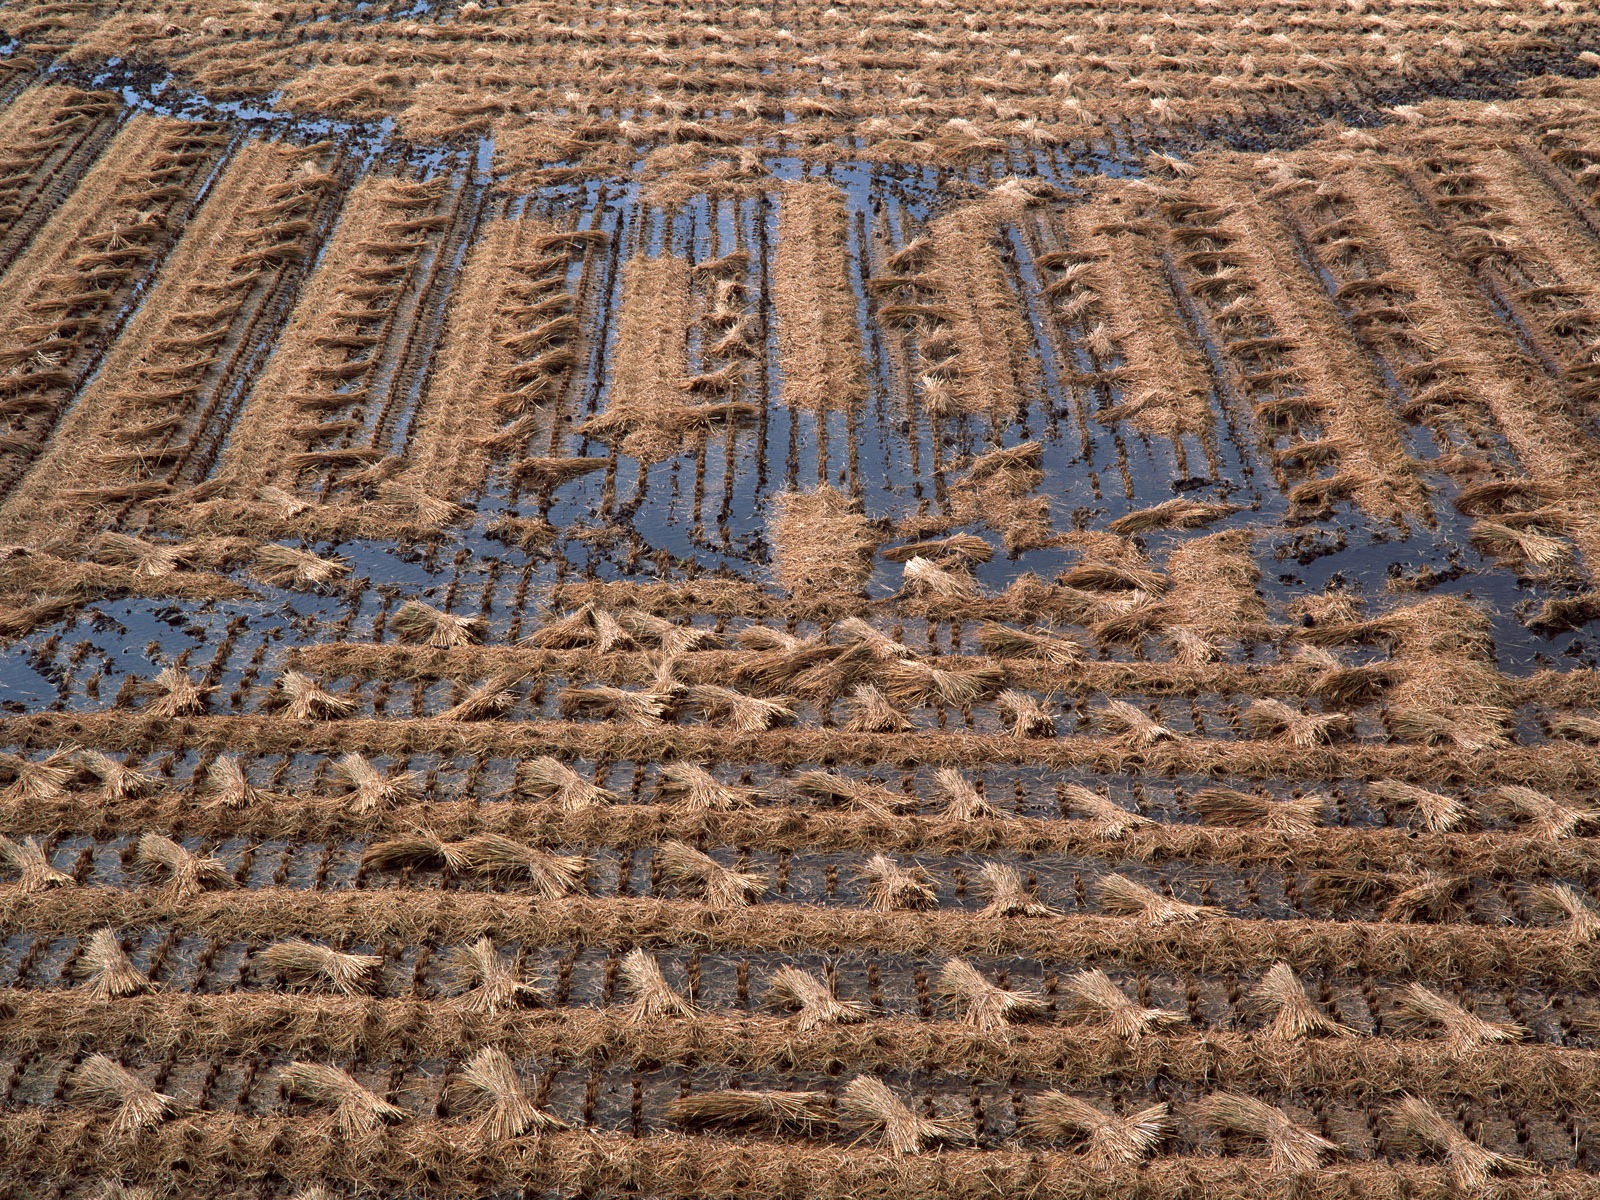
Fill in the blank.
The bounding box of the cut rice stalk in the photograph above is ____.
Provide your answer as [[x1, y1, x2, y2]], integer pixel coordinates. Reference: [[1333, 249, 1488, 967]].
[[256, 939, 382, 995], [794, 770, 914, 819], [1365, 779, 1466, 833], [1194, 1091, 1338, 1173], [518, 756, 614, 810], [1392, 983, 1525, 1050], [454, 834, 587, 897], [933, 767, 997, 820], [681, 683, 795, 731], [1389, 1096, 1526, 1191], [976, 862, 1056, 916], [389, 599, 485, 648], [444, 936, 543, 1014], [996, 688, 1057, 737], [1019, 1093, 1170, 1166], [135, 833, 233, 896], [1058, 783, 1152, 839], [279, 1062, 407, 1138], [1251, 962, 1352, 1040], [1060, 968, 1187, 1040], [767, 965, 871, 1030], [73, 1055, 177, 1136], [667, 1088, 833, 1131], [937, 957, 1043, 1030], [0, 835, 73, 891], [976, 622, 1084, 663], [655, 762, 757, 810], [858, 853, 937, 910], [451, 1047, 567, 1140], [1529, 883, 1600, 943], [620, 948, 697, 1020], [1097, 874, 1217, 924], [1187, 787, 1323, 834], [332, 752, 419, 814], [654, 840, 765, 908], [1492, 785, 1597, 840], [1097, 700, 1184, 746], [273, 670, 355, 720], [79, 929, 152, 999], [839, 1075, 964, 1155]]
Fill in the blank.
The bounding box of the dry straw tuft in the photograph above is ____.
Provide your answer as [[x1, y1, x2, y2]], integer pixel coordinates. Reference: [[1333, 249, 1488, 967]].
[[997, 688, 1057, 737], [620, 948, 697, 1019], [1188, 788, 1322, 834], [143, 667, 210, 718], [79, 929, 152, 999], [1097, 874, 1216, 924], [1097, 699, 1184, 746], [1491, 785, 1597, 840], [0, 835, 72, 891], [273, 670, 355, 720], [257, 939, 382, 995], [668, 1088, 833, 1131], [1060, 968, 1186, 1040], [795, 771, 914, 820], [390, 599, 485, 648], [0, 749, 74, 802], [451, 1047, 566, 1141], [518, 756, 613, 810], [617, 608, 720, 654], [843, 684, 912, 733], [135, 833, 233, 896], [900, 555, 978, 598], [655, 762, 756, 810], [1059, 783, 1152, 839], [858, 854, 937, 910], [1392, 983, 1525, 1050], [558, 683, 668, 724], [976, 862, 1055, 916], [682, 683, 795, 731], [438, 676, 521, 721], [937, 958, 1043, 1030], [1242, 699, 1352, 746], [202, 755, 261, 808], [452, 835, 587, 896], [767, 965, 870, 1030], [445, 936, 542, 1014], [1251, 963, 1351, 1040], [1195, 1092, 1338, 1173], [332, 752, 418, 814], [279, 1062, 407, 1138], [655, 840, 765, 907], [73, 1055, 178, 1136], [361, 830, 473, 874], [524, 604, 634, 652], [1108, 498, 1240, 535], [1366, 779, 1466, 833], [1529, 883, 1600, 943], [839, 1075, 964, 1155], [253, 544, 350, 588], [976, 622, 1083, 663], [1020, 1093, 1170, 1166], [884, 658, 1002, 707], [89, 532, 189, 578], [1390, 1095, 1525, 1191], [73, 750, 154, 799], [933, 767, 997, 820]]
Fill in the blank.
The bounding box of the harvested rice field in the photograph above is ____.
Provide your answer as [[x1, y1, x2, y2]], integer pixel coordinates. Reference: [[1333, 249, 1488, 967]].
[[8, 0, 1600, 1196]]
